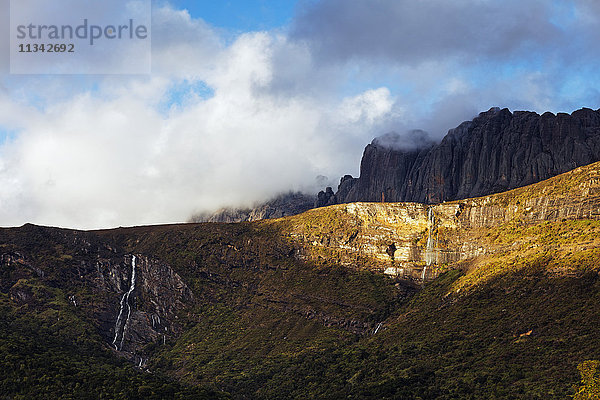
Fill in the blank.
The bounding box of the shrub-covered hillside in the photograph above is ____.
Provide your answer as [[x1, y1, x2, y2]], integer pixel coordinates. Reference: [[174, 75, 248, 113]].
[[2, 162, 600, 399]]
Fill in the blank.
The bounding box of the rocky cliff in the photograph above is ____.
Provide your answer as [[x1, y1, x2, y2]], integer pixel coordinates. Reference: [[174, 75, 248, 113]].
[[320, 107, 600, 205], [284, 161, 600, 283], [0, 225, 193, 366]]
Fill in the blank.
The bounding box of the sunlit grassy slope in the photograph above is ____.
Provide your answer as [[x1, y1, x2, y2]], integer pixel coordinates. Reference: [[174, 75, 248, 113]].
[[1, 162, 600, 399]]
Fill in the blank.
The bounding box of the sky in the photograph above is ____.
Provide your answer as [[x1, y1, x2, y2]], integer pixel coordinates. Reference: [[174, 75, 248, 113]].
[[168, 0, 297, 32], [1, 0, 600, 229]]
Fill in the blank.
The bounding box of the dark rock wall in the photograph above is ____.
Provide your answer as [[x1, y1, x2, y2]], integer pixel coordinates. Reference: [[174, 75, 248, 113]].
[[324, 107, 600, 205], [0, 225, 193, 365]]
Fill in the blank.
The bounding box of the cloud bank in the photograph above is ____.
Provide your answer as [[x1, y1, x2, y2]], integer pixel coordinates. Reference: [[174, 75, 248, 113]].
[[0, 5, 395, 228], [292, 0, 559, 64], [1, 0, 599, 229]]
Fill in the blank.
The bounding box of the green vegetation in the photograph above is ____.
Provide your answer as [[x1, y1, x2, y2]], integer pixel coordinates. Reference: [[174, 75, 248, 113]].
[[2, 163, 600, 398], [160, 264, 600, 399], [452, 219, 600, 293], [3, 216, 600, 398], [105, 216, 600, 399], [0, 283, 225, 399], [573, 360, 600, 399]]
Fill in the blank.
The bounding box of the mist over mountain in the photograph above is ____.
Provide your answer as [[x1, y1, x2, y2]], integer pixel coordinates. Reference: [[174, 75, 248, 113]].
[[199, 106, 600, 222], [190, 191, 315, 223], [318, 107, 600, 206]]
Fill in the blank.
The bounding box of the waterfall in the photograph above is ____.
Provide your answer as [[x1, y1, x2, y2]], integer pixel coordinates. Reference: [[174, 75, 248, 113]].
[[112, 294, 128, 350], [425, 208, 436, 267], [120, 255, 137, 350], [112, 255, 137, 351], [151, 314, 161, 328], [421, 266, 427, 282], [374, 322, 382, 335]]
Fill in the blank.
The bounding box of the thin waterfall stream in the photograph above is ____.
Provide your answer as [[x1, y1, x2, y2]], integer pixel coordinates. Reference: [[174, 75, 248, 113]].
[[112, 255, 137, 351], [424, 208, 436, 280]]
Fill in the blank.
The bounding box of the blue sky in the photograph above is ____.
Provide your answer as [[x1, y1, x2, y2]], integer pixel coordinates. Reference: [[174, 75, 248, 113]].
[[0, 128, 13, 144], [166, 0, 298, 31], [1, 0, 599, 229]]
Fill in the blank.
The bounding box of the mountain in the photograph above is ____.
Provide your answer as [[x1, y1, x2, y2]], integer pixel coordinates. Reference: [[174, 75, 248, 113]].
[[190, 191, 315, 223], [191, 107, 600, 223], [2, 162, 600, 398], [319, 107, 600, 206]]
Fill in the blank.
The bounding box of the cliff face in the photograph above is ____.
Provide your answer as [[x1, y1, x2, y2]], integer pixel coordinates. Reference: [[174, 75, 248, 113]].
[[0, 226, 193, 366], [284, 161, 600, 282], [325, 107, 600, 205]]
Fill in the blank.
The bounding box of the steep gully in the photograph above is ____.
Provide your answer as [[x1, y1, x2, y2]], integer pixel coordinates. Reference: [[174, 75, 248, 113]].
[[0, 231, 194, 366], [102, 254, 193, 364]]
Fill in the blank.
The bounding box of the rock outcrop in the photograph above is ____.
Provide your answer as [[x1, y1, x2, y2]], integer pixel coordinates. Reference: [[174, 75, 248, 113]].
[[322, 107, 600, 205], [286, 160, 600, 282], [190, 108, 600, 222], [191, 191, 315, 223]]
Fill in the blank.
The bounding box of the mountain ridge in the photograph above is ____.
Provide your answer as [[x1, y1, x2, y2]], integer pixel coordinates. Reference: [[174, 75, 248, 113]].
[[190, 191, 315, 223], [2, 160, 600, 398], [322, 107, 600, 205], [195, 107, 600, 223]]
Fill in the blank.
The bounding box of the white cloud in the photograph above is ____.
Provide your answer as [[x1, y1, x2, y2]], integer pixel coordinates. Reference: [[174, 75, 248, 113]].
[[289, 0, 600, 130], [1, 0, 599, 229], [151, 5, 223, 79], [0, 12, 396, 229], [338, 88, 395, 125]]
